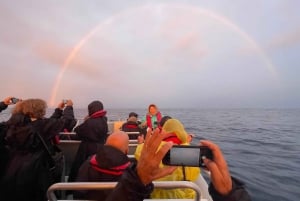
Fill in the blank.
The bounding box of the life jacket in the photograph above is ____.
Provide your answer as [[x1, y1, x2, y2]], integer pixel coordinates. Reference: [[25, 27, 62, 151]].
[[90, 155, 130, 176], [146, 111, 162, 129], [163, 134, 182, 145]]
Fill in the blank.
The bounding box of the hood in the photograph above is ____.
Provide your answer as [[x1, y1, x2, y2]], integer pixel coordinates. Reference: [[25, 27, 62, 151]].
[[88, 100, 104, 116]]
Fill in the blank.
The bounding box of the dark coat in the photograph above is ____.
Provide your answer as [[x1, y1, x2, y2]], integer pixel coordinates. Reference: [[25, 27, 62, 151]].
[[0, 108, 74, 201], [68, 114, 108, 182], [74, 145, 130, 200]]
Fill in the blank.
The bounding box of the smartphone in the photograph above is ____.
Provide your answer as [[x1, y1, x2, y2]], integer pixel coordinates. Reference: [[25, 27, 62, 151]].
[[11, 97, 19, 104], [62, 99, 68, 104], [162, 145, 213, 167]]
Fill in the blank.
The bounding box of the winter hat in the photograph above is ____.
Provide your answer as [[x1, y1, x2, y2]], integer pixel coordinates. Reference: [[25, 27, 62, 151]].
[[128, 112, 138, 118], [159, 116, 172, 127], [88, 100, 104, 116], [162, 119, 188, 144], [127, 116, 138, 122]]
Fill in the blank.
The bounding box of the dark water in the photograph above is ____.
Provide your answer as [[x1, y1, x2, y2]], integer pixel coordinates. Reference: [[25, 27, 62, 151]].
[[1, 108, 299, 201]]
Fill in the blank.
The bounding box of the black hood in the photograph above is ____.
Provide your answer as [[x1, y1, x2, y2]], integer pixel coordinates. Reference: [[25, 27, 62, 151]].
[[88, 101, 104, 116]]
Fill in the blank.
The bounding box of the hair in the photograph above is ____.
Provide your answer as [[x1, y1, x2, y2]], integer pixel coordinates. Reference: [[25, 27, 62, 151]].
[[12, 99, 47, 119], [148, 104, 157, 112]]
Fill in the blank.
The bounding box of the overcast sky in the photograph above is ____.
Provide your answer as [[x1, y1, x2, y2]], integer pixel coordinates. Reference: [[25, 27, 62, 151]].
[[1, 0, 299, 109]]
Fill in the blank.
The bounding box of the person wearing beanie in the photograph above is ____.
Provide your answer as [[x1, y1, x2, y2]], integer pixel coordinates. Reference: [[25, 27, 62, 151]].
[[134, 118, 200, 199], [68, 100, 108, 183], [74, 132, 130, 200]]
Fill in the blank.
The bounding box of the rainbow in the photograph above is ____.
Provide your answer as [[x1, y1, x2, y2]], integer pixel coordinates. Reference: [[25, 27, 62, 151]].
[[49, 3, 278, 106]]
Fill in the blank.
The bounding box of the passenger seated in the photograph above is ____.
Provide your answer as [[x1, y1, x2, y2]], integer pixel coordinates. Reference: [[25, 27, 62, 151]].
[[121, 112, 146, 139], [134, 119, 200, 199], [74, 131, 130, 201]]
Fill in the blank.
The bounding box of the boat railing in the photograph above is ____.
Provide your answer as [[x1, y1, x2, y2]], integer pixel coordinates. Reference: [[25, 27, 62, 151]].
[[47, 181, 202, 201]]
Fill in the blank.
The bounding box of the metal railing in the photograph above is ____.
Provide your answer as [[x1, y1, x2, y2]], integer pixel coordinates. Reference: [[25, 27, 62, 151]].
[[47, 181, 202, 201]]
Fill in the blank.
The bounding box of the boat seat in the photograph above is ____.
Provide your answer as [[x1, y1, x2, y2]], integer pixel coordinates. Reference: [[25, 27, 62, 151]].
[[47, 181, 203, 201], [57, 140, 81, 176]]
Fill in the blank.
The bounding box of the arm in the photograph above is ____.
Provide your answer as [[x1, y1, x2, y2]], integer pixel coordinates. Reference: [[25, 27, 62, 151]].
[[209, 177, 251, 201], [50, 101, 64, 119], [104, 163, 154, 201], [0, 97, 13, 113], [201, 140, 251, 201], [0, 101, 8, 113]]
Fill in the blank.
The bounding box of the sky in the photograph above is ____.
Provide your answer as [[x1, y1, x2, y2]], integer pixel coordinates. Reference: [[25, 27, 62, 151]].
[[1, 0, 300, 109]]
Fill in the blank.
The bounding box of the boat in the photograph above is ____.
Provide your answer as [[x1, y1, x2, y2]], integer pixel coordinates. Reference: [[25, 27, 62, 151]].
[[50, 121, 213, 201]]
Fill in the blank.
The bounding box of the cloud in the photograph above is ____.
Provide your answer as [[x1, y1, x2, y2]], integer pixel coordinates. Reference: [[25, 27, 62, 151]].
[[32, 41, 130, 79], [266, 28, 300, 50]]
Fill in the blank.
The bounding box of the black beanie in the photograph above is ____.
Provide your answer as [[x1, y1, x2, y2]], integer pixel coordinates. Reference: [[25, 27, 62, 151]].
[[88, 100, 104, 116]]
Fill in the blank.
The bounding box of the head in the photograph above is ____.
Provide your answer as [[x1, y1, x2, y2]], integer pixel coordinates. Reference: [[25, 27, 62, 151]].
[[162, 119, 188, 144], [148, 104, 158, 115], [159, 115, 172, 128], [127, 116, 137, 123], [128, 112, 138, 118], [105, 131, 129, 154], [12, 98, 47, 119], [88, 100, 104, 116]]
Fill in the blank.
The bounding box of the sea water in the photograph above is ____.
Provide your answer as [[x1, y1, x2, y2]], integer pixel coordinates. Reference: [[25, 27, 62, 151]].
[[1, 108, 299, 201]]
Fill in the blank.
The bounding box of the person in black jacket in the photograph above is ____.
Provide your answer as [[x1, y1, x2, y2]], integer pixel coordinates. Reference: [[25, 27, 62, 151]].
[[0, 98, 75, 201], [104, 129, 251, 201], [68, 100, 108, 183], [74, 131, 130, 200]]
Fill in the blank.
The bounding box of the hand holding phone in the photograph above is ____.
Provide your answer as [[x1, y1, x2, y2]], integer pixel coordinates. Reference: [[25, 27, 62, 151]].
[[11, 97, 20, 104], [162, 145, 213, 167]]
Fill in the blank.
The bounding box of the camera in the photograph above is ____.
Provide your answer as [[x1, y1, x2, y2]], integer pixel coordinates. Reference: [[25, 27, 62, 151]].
[[162, 145, 213, 167], [11, 97, 19, 104]]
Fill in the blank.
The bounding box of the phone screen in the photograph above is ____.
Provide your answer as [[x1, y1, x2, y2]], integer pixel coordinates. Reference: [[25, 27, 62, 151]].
[[163, 145, 212, 167]]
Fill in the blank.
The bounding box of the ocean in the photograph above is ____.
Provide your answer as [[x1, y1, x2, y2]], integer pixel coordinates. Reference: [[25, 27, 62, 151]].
[[1, 108, 299, 201]]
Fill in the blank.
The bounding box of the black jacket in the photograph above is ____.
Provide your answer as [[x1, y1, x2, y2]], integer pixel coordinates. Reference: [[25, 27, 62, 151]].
[[68, 114, 108, 182], [74, 145, 130, 200], [105, 163, 251, 201], [0, 101, 8, 113], [0, 107, 75, 201]]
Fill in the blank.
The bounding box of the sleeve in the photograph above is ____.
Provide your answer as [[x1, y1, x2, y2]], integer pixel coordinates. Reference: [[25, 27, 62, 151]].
[[50, 108, 63, 119], [0, 102, 8, 113], [105, 163, 154, 201], [62, 106, 77, 132], [209, 177, 252, 201]]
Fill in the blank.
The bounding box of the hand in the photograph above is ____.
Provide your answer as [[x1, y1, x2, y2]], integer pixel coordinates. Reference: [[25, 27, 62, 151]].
[[3, 96, 13, 105], [137, 128, 176, 185], [65, 99, 73, 107], [201, 140, 232, 195], [58, 101, 65, 109]]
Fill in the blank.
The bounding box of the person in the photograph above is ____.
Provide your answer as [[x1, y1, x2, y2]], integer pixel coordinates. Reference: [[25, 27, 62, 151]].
[[68, 100, 109, 183], [0, 98, 75, 201], [141, 104, 162, 130], [159, 115, 172, 129], [121, 112, 146, 139], [74, 131, 130, 200], [135, 118, 200, 199], [104, 128, 251, 201], [0, 96, 21, 113]]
